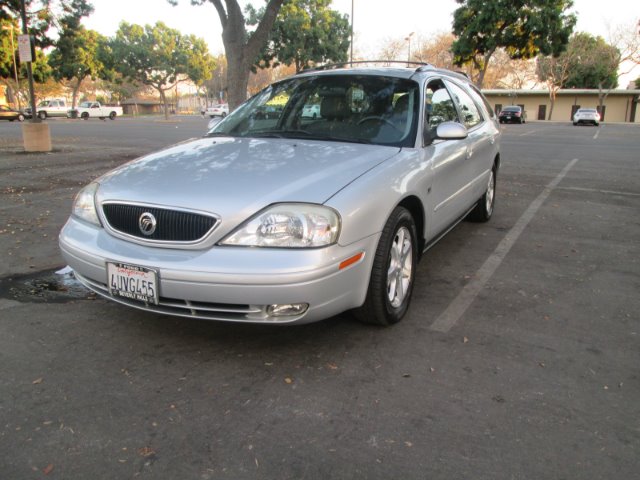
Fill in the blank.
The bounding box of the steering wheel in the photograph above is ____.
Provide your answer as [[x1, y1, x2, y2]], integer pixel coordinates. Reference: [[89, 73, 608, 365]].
[[357, 116, 400, 130]]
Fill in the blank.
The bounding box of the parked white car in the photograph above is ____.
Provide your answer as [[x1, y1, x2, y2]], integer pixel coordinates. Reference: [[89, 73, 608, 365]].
[[206, 104, 229, 118], [573, 108, 600, 126], [26, 99, 68, 119], [60, 64, 501, 326], [70, 102, 123, 120], [302, 104, 321, 118]]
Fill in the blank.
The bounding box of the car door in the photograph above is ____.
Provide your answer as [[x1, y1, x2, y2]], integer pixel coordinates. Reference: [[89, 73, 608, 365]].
[[421, 78, 473, 239], [444, 80, 496, 214]]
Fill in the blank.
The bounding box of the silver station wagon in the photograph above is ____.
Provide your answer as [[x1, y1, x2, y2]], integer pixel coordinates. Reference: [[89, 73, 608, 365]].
[[59, 64, 501, 326]]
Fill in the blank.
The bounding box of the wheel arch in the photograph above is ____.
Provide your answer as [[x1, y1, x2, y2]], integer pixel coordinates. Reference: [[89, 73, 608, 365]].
[[397, 195, 425, 256]]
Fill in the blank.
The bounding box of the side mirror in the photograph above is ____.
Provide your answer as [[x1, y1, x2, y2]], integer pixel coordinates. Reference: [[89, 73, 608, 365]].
[[436, 121, 468, 140]]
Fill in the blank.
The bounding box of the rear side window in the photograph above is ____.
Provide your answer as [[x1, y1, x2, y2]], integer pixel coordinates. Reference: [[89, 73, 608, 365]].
[[445, 81, 483, 129]]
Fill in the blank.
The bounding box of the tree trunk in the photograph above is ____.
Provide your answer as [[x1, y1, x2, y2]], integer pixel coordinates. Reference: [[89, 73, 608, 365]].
[[72, 78, 83, 109], [158, 88, 170, 120], [547, 88, 557, 121], [214, 0, 285, 111]]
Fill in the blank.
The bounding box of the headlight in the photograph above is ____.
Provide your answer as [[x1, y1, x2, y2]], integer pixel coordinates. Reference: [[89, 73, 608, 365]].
[[221, 204, 340, 248], [72, 182, 101, 226]]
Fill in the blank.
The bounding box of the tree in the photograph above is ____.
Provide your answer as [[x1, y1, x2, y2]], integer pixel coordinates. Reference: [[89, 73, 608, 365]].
[[170, 0, 285, 110], [451, 0, 576, 88], [1, 0, 93, 47], [49, 24, 106, 108], [1, 0, 92, 106], [249, 0, 350, 73], [413, 32, 457, 70], [537, 33, 624, 120], [109, 21, 215, 119], [564, 34, 618, 90], [536, 33, 591, 120], [200, 54, 227, 106]]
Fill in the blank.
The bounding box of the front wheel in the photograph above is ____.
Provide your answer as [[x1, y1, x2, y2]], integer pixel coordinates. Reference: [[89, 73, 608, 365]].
[[17, 114, 25, 122], [38, 111, 47, 120], [81, 112, 89, 120], [355, 207, 417, 326], [467, 166, 496, 222]]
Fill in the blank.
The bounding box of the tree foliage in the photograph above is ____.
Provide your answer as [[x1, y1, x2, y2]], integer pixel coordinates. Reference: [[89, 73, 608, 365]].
[[170, 0, 285, 110], [451, 0, 576, 88], [0, 0, 93, 48], [537, 32, 621, 119], [109, 21, 215, 119], [563, 33, 619, 89], [248, 0, 350, 73], [49, 23, 106, 108]]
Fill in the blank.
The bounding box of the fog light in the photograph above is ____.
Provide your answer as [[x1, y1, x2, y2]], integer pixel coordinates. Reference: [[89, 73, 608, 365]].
[[267, 303, 309, 317]]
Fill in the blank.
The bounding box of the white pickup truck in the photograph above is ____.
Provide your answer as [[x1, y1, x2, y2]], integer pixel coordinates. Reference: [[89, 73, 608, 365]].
[[70, 101, 123, 120]]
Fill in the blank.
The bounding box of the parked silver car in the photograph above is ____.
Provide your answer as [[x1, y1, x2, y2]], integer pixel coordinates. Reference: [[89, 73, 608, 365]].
[[59, 65, 501, 326]]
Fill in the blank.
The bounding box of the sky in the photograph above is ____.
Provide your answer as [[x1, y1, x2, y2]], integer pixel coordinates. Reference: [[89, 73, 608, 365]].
[[84, 0, 639, 87]]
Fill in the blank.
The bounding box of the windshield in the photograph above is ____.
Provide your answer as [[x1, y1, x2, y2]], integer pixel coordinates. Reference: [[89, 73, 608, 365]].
[[208, 74, 420, 147], [79, 102, 92, 108]]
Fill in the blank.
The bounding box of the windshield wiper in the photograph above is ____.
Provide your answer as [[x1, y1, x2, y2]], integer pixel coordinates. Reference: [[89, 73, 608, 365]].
[[256, 129, 373, 144]]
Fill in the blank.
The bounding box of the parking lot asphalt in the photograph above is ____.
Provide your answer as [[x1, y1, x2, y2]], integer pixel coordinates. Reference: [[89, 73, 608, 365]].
[[1, 117, 639, 479]]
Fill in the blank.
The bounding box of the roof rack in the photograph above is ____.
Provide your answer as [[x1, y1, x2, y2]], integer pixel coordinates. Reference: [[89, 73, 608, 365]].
[[301, 60, 433, 74]]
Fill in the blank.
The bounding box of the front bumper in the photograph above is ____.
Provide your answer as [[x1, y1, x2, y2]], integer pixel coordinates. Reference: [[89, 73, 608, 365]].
[[59, 217, 379, 324]]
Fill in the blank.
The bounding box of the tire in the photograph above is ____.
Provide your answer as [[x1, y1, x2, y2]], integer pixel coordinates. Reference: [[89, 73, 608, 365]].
[[467, 165, 496, 223], [109, 111, 116, 120], [221, 112, 227, 118], [355, 206, 417, 326], [81, 112, 89, 120], [573, 122, 577, 126], [38, 111, 47, 120], [17, 114, 25, 122]]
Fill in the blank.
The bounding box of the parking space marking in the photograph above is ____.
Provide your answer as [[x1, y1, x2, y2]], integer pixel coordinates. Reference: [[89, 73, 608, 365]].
[[559, 186, 640, 197], [429, 158, 580, 333], [519, 129, 538, 137], [593, 129, 601, 140]]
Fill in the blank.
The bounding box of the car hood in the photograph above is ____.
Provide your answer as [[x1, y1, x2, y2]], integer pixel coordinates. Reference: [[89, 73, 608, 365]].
[[96, 136, 399, 238]]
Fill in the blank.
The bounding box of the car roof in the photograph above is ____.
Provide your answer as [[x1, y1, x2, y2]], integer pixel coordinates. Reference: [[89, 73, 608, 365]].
[[292, 62, 472, 84]]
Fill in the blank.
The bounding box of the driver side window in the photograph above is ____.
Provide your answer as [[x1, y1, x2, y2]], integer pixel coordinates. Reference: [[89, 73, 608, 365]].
[[424, 79, 458, 144]]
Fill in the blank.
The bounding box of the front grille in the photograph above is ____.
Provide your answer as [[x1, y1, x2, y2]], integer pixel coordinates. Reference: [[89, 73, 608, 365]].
[[102, 203, 217, 242]]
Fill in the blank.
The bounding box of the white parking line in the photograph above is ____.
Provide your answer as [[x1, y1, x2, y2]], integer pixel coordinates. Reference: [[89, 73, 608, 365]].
[[593, 129, 600, 140], [519, 129, 538, 137], [429, 158, 580, 333]]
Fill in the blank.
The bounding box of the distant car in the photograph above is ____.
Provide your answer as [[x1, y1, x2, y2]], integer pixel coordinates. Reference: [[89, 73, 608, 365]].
[[302, 104, 321, 118], [0, 105, 27, 122], [25, 98, 68, 119], [498, 106, 525, 124], [60, 64, 501, 326], [573, 108, 600, 126], [206, 104, 229, 118]]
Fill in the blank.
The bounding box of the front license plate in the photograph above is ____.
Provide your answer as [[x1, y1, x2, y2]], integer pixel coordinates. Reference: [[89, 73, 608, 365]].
[[107, 262, 158, 305]]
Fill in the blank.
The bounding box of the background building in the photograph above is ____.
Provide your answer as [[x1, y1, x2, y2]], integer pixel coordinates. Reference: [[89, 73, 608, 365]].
[[483, 89, 640, 123]]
